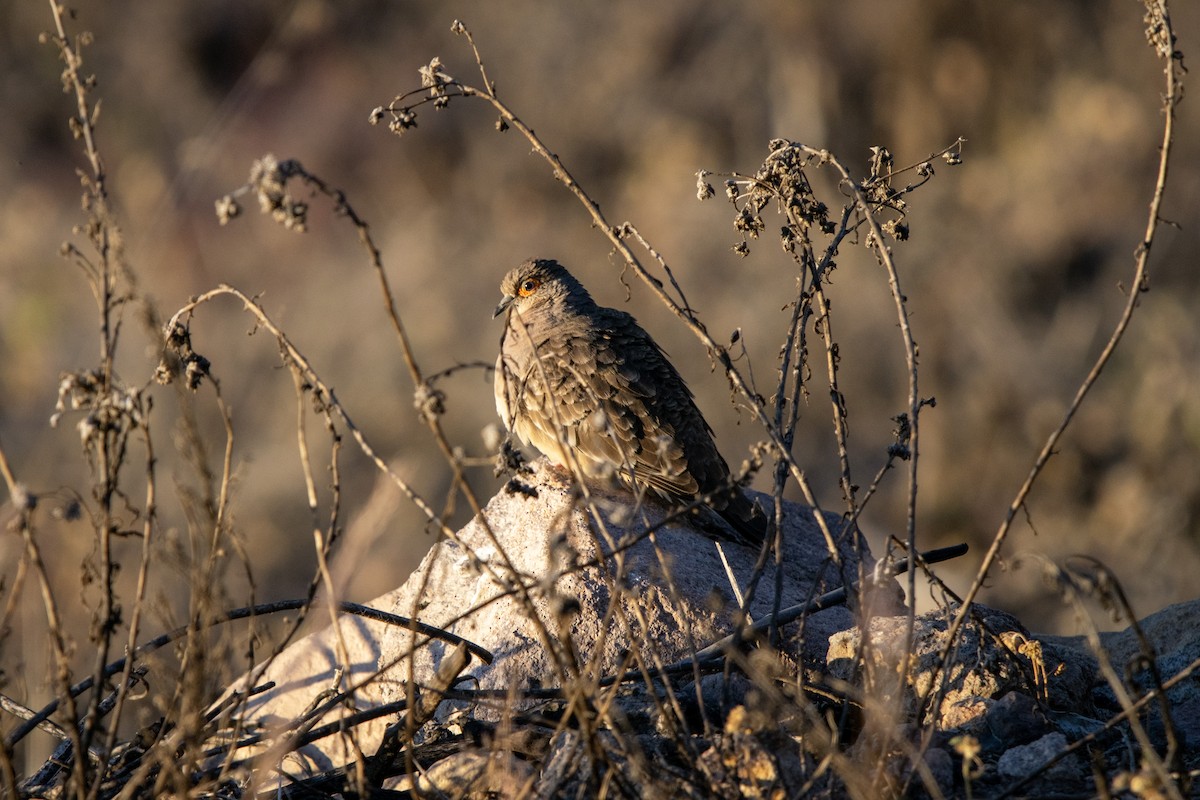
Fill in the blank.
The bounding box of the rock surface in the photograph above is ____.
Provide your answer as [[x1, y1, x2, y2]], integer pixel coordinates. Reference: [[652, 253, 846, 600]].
[[996, 732, 1077, 782], [221, 459, 898, 784], [826, 604, 1091, 734], [825, 599, 1200, 797], [212, 461, 1200, 797]]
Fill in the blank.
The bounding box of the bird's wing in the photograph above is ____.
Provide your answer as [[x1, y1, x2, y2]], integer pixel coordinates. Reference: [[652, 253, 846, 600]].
[[586, 308, 737, 499], [500, 311, 689, 497], [499, 301, 764, 545]]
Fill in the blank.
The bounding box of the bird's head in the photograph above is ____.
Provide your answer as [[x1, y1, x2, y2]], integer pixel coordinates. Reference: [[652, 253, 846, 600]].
[[493, 258, 592, 319]]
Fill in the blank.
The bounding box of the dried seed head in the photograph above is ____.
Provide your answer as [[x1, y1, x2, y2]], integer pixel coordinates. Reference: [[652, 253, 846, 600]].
[[214, 194, 241, 225], [414, 383, 446, 422]]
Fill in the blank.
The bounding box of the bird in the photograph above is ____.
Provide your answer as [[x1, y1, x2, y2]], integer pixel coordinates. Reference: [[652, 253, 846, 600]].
[[492, 258, 766, 547]]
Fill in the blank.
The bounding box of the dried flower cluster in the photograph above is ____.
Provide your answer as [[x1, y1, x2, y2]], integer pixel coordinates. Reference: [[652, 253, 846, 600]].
[[155, 321, 212, 391], [700, 138, 963, 260], [370, 55, 465, 137], [214, 154, 309, 231]]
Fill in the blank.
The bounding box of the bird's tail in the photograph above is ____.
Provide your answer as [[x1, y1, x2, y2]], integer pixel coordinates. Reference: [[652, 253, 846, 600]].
[[716, 490, 768, 548]]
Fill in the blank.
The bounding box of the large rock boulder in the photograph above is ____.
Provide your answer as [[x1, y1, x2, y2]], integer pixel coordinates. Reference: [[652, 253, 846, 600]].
[[220, 460, 899, 786], [825, 598, 1200, 797]]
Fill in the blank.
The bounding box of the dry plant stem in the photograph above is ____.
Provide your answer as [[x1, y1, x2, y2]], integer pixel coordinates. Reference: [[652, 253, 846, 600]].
[[996, 649, 1200, 799], [14, 524, 86, 778], [17, 610, 480, 794], [1068, 557, 1184, 783], [44, 3, 136, 789], [408, 88, 951, 753], [390, 55, 919, 780], [99, 420, 157, 768], [601, 543, 967, 684], [166, 287, 453, 544], [500, 298, 718, 773], [742, 157, 892, 647], [721, 137, 929, 791], [0, 439, 30, 633], [314, 524, 353, 678], [260, 172, 557, 732], [159, 363, 242, 753], [764, 201, 862, 660], [278, 166, 577, 720], [0, 509, 29, 797], [499, 306, 713, 728], [173, 368, 235, 564], [839, 167, 925, 791], [752, 157, 859, 516], [48, 1, 102, 183], [396, 72, 844, 559], [0, 448, 41, 798], [4, 599, 492, 750], [289, 361, 354, 675], [625, 224, 799, 650], [9, 487, 87, 789], [813, 257, 855, 514], [285, 167, 426, 390], [200, 697, 410, 772], [0, 437, 19, 500], [367, 643, 469, 786], [1083, 557, 1186, 776], [941, 0, 1180, 718], [293, 362, 322, 512], [1026, 564, 1181, 800], [160, 374, 250, 783], [176, 344, 314, 732]]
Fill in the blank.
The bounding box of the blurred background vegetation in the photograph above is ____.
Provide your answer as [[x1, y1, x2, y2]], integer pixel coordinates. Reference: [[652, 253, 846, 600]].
[[1, 0, 1198, 669]]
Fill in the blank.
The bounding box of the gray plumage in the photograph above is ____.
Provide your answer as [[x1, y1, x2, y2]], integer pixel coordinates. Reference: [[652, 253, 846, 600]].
[[493, 258, 766, 546]]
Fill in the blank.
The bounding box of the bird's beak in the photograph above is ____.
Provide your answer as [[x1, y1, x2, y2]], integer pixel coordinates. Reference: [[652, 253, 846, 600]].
[[493, 294, 514, 319]]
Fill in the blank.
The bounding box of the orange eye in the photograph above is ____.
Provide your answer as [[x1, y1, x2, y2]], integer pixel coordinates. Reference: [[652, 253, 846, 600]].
[[518, 278, 540, 297]]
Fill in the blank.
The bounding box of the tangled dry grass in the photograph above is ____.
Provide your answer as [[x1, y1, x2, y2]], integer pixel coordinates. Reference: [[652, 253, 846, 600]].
[[0, 0, 1193, 797]]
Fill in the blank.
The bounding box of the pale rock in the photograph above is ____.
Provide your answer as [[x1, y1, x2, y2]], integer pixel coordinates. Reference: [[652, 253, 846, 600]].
[[217, 459, 897, 785]]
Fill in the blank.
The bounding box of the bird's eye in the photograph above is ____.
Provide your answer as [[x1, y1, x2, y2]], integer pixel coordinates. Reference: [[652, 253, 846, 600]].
[[518, 278, 540, 297]]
